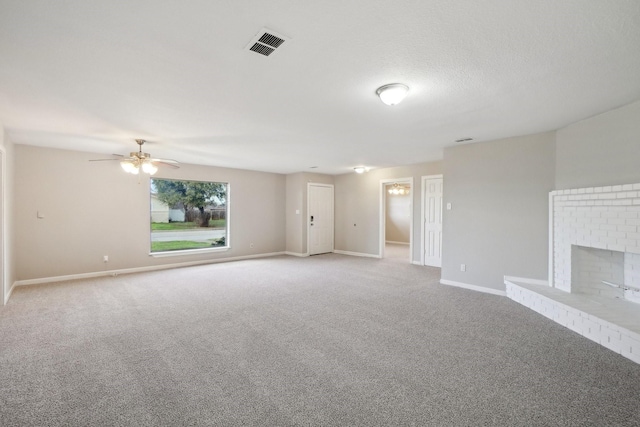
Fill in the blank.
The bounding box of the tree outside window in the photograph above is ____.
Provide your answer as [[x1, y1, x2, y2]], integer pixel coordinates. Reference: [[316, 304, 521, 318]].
[[150, 178, 228, 252]]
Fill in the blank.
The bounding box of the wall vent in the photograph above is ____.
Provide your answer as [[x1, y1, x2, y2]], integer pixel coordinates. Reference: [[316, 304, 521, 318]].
[[245, 28, 290, 57]]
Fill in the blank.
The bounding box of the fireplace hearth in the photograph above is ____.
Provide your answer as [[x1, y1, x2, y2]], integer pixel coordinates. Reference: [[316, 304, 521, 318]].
[[506, 183, 640, 365]]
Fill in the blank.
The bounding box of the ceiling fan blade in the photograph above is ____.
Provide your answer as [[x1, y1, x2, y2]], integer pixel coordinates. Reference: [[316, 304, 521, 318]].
[[90, 140, 181, 172], [89, 154, 125, 161], [149, 158, 179, 164], [154, 161, 180, 169]]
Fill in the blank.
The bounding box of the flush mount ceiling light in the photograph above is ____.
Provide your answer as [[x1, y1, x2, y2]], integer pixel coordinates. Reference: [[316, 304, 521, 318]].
[[376, 83, 409, 106], [353, 166, 369, 174]]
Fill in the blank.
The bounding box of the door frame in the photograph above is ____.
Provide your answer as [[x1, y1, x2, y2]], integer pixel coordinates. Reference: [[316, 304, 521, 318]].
[[421, 174, 443, 267], [307, 182, 335, 255], [379, 177, 413, 261], [0, 145, 5, 305]]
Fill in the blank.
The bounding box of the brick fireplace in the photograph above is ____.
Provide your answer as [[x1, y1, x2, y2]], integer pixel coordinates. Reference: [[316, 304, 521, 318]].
[[505, 183, 640, 365], [551, 183, 640, 301]]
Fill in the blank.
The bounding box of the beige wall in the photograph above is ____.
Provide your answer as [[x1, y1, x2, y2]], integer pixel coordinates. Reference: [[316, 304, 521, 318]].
[[14, 145, 286, 281], [385, 189, 410, 243], [334, 161, 442, 262], [441, 132, 556, 291], [9, 99, 640, 292], [556, 100, 640, 189], [285, 172, 334, 255]]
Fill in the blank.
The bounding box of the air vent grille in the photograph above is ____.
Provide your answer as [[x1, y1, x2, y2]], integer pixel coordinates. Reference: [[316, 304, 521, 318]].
[[245, 28, 290, 57], [249, 43, 275, 56], [258, 33, 285, 48]]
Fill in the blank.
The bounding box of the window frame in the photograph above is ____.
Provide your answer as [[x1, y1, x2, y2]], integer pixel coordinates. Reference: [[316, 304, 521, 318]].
[[149, 178, 230, 257]]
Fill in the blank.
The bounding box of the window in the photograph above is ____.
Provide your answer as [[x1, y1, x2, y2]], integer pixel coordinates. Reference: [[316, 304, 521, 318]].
[[150, 178, 228, 253]]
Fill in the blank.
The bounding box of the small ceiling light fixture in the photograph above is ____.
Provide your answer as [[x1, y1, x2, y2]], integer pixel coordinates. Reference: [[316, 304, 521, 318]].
[[388, 183, 410, 196], [376, 83, 409, 106], [353, 166, 369, 174]]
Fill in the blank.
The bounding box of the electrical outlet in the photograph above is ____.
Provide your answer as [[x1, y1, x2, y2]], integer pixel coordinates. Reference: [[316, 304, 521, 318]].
[[460, 264, 466, 272], [103, 255, 109, 262]]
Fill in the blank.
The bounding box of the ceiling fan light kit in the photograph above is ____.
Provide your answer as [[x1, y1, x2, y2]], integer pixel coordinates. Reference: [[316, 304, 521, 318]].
[[91, 139, 179, 176], [118, 139, 160, 176]]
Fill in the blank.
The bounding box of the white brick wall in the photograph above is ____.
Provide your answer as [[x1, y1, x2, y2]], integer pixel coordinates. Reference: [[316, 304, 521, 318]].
[[551, 183, 640, 299]]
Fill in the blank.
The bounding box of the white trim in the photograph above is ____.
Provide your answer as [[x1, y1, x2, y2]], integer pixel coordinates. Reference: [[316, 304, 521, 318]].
[[307, 183, 335, 256], [385, 240, 410, 245], [285, 251, 309, 257], [503, 275, 549, 287], [380, 177, 413, 263], [440, 279, 506, 297], [13, 251, 286, 287], [411, 261, 424, 266], [548, 191, 554, 287], [149, 178, 231, 257], [0, 145, 5, 305], [150, 246, 229, 258], [5, 281, 16, 304], [421, 174, 443, 268], [333, 249, 380, 259]]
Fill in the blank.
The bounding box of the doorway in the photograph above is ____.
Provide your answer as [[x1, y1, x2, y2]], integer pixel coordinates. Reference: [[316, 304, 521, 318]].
[[307, 183, 334, 255], [380, 177, 413, 263]]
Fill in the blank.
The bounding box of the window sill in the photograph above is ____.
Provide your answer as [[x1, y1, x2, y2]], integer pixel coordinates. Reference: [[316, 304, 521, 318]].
[[149, 246, 230, 258]]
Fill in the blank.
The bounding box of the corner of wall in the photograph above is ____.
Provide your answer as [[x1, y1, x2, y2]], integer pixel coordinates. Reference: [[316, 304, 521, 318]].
[[1, 125, 16, 303], [441, 132, 555, 292]]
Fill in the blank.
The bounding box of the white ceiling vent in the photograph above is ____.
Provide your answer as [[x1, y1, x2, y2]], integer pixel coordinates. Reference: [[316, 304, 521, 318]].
[[245, 28, 290, 57]]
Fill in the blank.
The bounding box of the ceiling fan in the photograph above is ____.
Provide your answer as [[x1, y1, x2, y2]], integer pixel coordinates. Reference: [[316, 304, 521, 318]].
[[90, 139, 179, 175]]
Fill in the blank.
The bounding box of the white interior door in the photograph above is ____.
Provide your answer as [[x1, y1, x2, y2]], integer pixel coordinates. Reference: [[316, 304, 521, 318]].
[[423, 176, 443, 267], [308, 184, 334, 255]]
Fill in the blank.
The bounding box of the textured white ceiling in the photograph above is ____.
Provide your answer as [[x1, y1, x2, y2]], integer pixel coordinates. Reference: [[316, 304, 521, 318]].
[[1, 1, 639, 175]]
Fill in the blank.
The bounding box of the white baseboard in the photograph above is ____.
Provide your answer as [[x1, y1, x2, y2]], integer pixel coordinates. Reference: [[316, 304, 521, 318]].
[[385, 241, 410, 245], [411, 261, 424, 266], [4, 281, 16, 304], [503, 276, 549, 287], [440, 279, 506, 297], [285, 251, 309, 257], [333, 250, 381, 259], [13, 251, 286, 288]]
